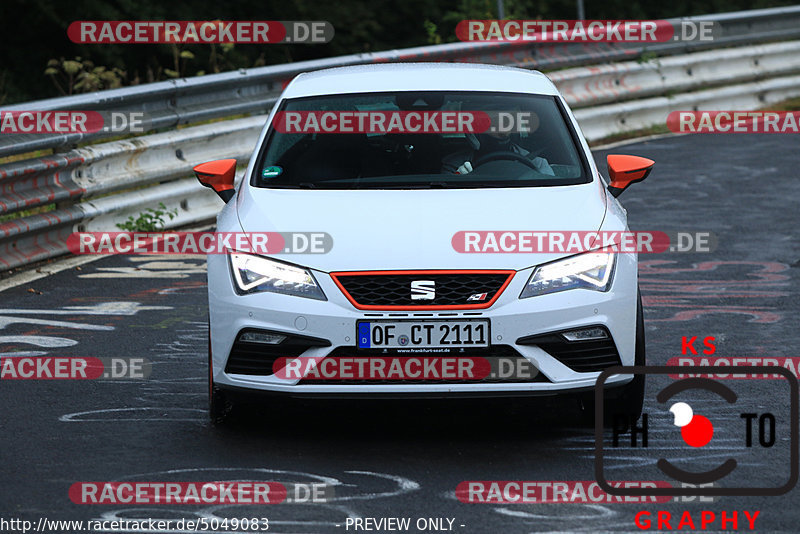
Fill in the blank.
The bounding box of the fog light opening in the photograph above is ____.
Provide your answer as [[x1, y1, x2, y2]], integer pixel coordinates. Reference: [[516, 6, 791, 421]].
[[238, 332, 286, 345], [561, 327, 609, 342]]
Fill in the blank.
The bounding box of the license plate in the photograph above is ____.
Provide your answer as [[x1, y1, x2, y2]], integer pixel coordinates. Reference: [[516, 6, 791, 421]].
[[357, 320, 489, 349]]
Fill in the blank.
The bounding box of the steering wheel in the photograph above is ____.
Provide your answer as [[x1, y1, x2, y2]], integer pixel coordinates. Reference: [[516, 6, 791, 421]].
[[473, 150, 540, 170]]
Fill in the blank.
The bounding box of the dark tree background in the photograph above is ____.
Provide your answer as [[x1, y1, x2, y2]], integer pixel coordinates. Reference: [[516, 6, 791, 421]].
[[0, 0, 795, 104]]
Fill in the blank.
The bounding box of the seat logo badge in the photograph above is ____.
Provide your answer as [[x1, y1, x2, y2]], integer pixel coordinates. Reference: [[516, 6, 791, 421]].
[[467, 292, 488, 302], [410, 280, 436, 300]]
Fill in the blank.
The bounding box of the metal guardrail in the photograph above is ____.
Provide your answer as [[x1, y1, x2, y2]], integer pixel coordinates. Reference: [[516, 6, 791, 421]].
[[550, 41, 800, 108], [573, 69, 800, 140], [3, 6, 800, 159], [3, 6, 800, 271]]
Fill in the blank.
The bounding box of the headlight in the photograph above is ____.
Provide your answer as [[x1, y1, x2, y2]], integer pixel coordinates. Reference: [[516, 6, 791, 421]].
[[229, 252, 326, 300], [520, 251, 616, 299]]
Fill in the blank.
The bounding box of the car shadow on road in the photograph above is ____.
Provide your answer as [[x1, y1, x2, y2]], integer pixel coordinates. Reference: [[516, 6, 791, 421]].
[[216, 395, 596, 443]]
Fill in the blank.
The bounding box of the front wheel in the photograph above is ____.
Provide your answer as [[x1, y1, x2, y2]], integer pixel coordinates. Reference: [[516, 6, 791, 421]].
[[208, 320, 235, 425], [209, 383, 235, 425], [604, 291, 646, 420], [580, 290, 646, 425]]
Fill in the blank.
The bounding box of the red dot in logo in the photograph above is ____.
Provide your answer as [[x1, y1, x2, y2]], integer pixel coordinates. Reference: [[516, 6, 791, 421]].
[[681, 414, 714, 447]]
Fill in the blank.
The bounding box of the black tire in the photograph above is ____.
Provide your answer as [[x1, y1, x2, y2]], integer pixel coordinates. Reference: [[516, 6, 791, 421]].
[[604, 290, 646, 421], [209, 383, 235, 425], [579, 289, 646, 425], [208, 320, 235, 425]]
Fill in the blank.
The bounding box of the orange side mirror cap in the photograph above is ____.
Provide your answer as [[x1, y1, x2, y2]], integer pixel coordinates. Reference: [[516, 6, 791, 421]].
[[606, 155, 654, 197], [194, 159, 237, 202]]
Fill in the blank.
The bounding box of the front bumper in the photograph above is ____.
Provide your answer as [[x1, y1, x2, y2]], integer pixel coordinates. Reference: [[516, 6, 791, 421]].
[[207, 251, 638, 397]]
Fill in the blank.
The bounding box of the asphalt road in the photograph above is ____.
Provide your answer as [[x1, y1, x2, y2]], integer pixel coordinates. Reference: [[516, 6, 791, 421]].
[[1, 133, 798, 533]]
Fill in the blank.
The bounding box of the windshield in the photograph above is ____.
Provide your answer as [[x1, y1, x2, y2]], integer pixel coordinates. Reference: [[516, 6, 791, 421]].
[[254, 91, 590, 189]]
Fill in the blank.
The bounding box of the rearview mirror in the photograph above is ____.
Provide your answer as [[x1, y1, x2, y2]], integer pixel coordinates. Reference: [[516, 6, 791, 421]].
[[194, 159, 237, 202], [606, 155, 654, 197]]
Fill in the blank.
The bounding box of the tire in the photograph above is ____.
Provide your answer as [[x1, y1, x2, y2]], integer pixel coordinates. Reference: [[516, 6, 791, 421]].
[[208, 319, 235, 425], [579, 289, 646, 425], [209, 383, 235, 425], [604, 290, 646, 421]]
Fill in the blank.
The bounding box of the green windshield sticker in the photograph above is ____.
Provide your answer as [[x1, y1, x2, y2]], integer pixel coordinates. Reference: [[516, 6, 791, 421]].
[[262, 166, 282, 178]]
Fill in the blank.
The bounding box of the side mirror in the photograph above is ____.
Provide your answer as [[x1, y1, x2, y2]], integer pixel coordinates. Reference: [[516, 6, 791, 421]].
[[194, 159, 237, 202], [606, 155, 654, 198]]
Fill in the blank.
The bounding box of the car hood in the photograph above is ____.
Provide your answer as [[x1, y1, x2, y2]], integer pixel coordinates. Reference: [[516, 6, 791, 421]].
[[237, 185, 607, 272]]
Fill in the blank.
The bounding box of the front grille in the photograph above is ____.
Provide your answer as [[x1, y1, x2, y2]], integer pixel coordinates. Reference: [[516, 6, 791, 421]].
[[330, 270, 514, 309], [225, 329, 330, 376], [517, 327, 621, 373], [298, 345, 548, 385]]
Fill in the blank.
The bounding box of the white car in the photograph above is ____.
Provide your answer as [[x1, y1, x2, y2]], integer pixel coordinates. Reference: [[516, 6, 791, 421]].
[[195, 63, 653, 424]]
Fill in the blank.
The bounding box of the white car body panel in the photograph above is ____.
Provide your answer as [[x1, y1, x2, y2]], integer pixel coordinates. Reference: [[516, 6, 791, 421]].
[[236, 185, 607, 271], [208, 62, 639, 398]]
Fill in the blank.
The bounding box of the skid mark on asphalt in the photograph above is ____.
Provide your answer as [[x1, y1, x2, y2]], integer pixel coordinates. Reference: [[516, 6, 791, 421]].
[[0, 316, 114, 331], [157, 282, 207, 295], [52, 317, 210, 421], [639, 260, 790, 323], [59, 407, 206, 422], [0, 302, 172, 315], [333, 471, 420, 501], [136, 321, 207, 399], [90, 468, 420, 534], [0, 335, 77, 347], [34, 264, 213, 425], [79, 256, 207, 279], [494, 504, 616, 521], [0, 302, 173, 368]]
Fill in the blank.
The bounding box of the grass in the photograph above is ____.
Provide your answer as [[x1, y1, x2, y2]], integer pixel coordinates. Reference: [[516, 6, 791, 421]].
[[759, 97, 800, 112], [0, 203, 56, 223], [589, 124, 671, 148], [0, 148, 54, 166]]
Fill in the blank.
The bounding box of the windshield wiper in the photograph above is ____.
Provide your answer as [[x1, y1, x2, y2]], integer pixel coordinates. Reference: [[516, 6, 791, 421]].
[[270, 181, 488, 190], [268, 182, 317, 189], [365, 182, 480, 189]]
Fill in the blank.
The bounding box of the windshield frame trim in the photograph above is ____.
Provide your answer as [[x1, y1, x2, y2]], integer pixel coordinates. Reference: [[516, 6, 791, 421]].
[[250, 90, 593, 190]]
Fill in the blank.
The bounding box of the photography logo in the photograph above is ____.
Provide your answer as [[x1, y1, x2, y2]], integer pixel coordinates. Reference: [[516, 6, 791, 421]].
[[669, 402, 713, 446], [594, 365, 798, 497]]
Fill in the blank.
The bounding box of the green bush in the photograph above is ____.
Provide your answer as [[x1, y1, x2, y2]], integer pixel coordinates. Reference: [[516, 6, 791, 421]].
[[116, 203, 178, 232]]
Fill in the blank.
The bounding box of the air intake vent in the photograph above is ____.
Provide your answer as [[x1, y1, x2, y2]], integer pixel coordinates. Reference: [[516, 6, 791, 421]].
[[516, 326, 621, 372], [225, 329, 330, 376]]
